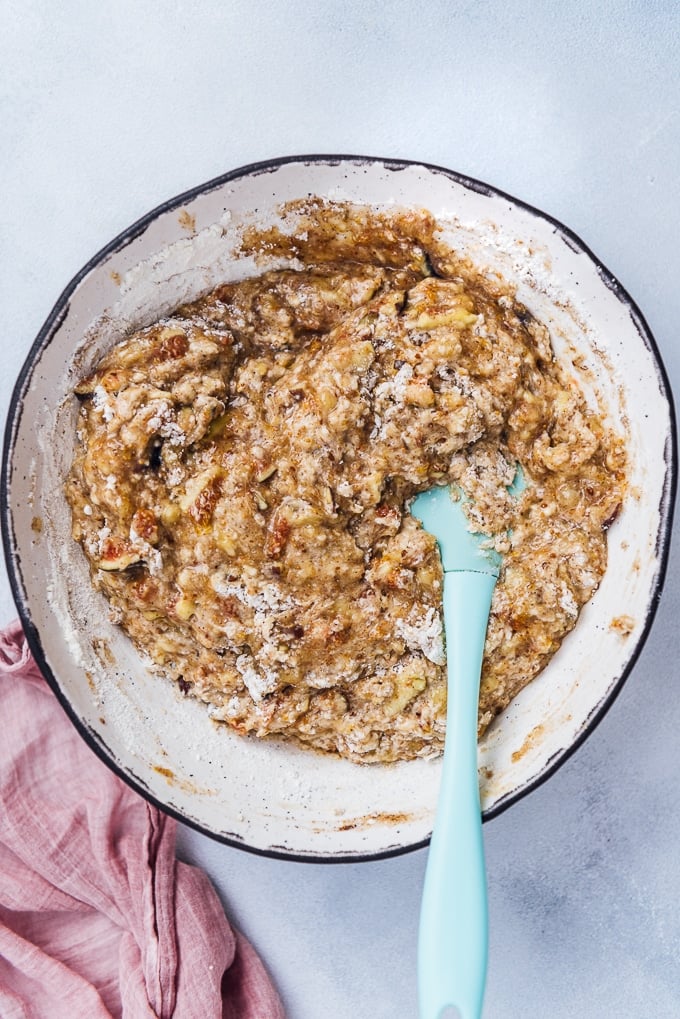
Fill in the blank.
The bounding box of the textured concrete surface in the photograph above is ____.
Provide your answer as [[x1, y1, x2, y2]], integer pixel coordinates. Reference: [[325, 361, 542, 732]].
[[2, 3, 679, 1015]]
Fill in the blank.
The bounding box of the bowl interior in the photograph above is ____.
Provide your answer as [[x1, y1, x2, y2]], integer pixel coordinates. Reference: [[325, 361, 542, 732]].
[[3, 157, 674, 859]]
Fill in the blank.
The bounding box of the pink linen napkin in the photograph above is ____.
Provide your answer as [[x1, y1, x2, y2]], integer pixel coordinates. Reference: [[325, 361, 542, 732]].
[[0, 620, 286, 1019]]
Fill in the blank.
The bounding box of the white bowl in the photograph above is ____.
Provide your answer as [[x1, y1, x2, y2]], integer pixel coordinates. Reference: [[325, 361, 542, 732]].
[[2, 156, 675, 860]]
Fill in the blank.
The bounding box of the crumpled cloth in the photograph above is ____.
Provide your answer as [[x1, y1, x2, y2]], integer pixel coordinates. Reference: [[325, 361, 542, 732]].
[[0, 620, 286, 1019]]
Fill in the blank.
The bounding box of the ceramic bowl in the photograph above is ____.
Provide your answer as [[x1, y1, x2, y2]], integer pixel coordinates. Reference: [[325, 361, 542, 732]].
[[2, 156, 676, 860]]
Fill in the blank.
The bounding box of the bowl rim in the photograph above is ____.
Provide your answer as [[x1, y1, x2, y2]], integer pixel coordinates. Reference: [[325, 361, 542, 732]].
[[2, 153, 677, 863]]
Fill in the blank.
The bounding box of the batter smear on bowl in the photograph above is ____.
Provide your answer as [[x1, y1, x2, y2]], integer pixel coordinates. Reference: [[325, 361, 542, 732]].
[[65, 203, 626, 763]]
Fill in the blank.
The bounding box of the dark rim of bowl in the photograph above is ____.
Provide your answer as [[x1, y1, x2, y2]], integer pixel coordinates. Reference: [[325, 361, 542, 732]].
[[2, 154, 677, 864]]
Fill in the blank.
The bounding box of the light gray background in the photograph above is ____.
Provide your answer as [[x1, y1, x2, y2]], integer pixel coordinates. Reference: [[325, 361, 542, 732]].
[[2, 2, 679, 1017]]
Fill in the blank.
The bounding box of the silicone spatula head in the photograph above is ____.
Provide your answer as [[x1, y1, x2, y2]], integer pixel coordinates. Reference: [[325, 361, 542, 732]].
[[410, 485, 502, 577]]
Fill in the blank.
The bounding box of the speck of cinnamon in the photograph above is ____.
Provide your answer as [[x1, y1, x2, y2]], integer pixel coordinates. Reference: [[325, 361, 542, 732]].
[[610, 614, 635, 636], [178, 209, 196, 233]]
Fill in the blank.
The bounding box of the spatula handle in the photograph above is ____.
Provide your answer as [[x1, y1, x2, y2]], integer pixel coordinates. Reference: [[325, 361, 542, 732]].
[[418, 570, 496, 1019]]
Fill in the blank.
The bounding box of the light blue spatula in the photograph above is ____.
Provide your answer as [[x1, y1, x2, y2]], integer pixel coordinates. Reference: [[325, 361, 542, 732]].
[[411, 482, 508, 1019]]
